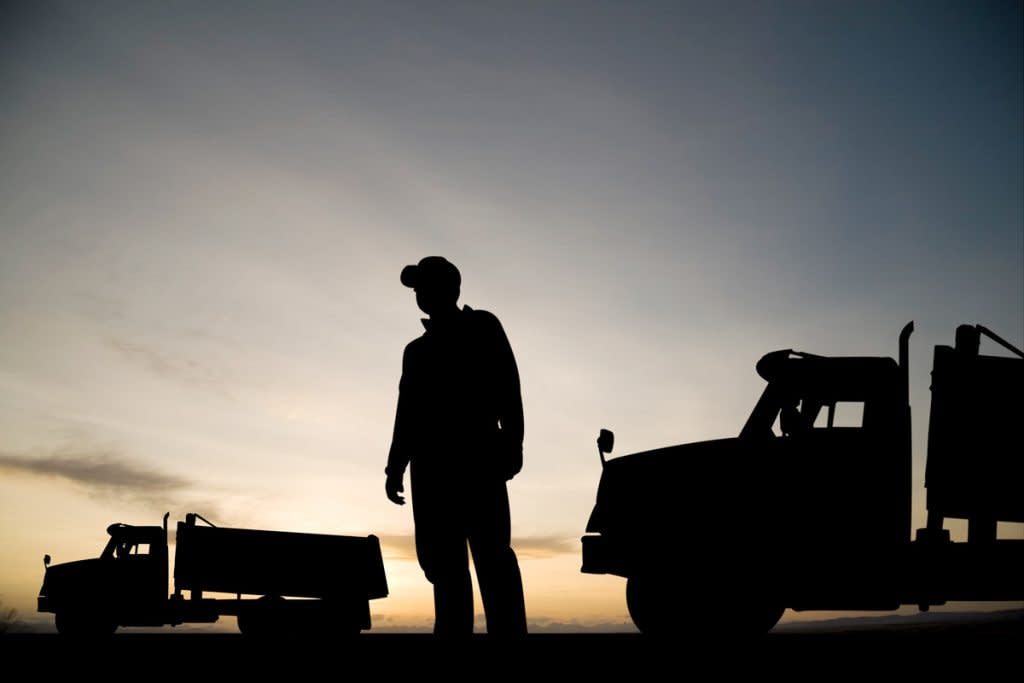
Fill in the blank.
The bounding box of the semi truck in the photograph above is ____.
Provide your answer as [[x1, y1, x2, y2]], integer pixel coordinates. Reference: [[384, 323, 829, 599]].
[[581, 323, 1024, 634], [38, 513, 388, 636]]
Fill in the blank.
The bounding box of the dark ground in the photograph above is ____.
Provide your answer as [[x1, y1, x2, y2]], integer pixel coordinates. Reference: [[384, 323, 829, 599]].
[[3, 612, 1021, 677]]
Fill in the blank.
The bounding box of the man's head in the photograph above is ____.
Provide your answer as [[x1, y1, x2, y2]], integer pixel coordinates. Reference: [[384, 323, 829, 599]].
[[401, 256, 461, 316]]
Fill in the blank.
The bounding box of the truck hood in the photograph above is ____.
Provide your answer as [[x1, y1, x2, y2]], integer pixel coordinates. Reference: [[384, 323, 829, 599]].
[[40, 558, 107, 600], [585, 437, 744, 534]]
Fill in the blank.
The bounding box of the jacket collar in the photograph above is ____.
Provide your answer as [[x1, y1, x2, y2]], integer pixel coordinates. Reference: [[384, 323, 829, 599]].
[[421, 305, 473, 332]]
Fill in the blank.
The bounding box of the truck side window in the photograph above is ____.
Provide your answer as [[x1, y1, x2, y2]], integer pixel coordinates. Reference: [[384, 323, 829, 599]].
[[832, 402, 864, 428], [115, 542, 150, 558], [812, 402, 865, 428]]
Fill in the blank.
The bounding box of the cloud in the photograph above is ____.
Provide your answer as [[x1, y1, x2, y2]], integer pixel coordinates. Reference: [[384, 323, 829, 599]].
[[379, 533, 577, 561], [0, 450, 188, 492], [105, 337, 233, 396], [515, 535, 579, 559], [0, 446, 224, 521]]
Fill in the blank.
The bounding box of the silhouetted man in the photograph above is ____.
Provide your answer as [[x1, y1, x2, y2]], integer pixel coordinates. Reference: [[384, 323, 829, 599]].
[[386, 256, 528, 636]]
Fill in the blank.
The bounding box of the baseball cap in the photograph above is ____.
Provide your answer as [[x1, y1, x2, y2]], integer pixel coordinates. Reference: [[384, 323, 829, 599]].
[[400, 256, 461, 291]]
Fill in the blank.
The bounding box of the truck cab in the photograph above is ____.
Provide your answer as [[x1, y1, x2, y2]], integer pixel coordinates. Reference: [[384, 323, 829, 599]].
[[738, 347, 911, 553], [39, 516, 169, 635], [582, 324, 917, 633]]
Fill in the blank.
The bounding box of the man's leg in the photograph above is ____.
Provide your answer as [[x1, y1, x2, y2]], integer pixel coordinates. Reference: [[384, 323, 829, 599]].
[[413, 482, 474, 636], [468, 480, 527, 635], [424, 538, 473, 636]]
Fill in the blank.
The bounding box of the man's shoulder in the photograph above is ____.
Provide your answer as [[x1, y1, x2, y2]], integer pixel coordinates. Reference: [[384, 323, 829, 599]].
[[464, 306, 502, 329], [404, 335, 428, 350], [403, 335, 429, 360]]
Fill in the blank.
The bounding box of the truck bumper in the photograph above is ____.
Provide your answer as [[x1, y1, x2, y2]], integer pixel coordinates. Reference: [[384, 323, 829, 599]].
[[581, 535, 628, 577]]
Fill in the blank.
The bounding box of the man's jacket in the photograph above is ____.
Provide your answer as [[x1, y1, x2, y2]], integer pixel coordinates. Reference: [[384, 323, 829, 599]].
[[387, 306, 524, 482]]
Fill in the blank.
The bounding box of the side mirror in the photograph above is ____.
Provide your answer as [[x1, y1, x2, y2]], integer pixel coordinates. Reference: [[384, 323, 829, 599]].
[[43, 554, 51, 568], [597, 429, 615, 466]]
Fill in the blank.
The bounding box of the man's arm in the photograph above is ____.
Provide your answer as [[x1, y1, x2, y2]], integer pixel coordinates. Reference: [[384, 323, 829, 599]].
[[385, 346, 414, 505], [491, 315, 524, 478]]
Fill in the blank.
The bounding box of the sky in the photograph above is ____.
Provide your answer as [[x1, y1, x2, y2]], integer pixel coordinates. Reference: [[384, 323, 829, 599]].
[[1, 1, 1021, 631]]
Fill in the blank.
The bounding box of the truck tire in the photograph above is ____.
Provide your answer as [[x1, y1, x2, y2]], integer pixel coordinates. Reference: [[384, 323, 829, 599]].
[[237, 595, 285, 636], [626, 576, 674, 635], [305, 603, 363, 638], [238, 596, 363, 637], [743, 604, 785, 635], [626, 576, 784, 636], [55, 611, 117, 637]]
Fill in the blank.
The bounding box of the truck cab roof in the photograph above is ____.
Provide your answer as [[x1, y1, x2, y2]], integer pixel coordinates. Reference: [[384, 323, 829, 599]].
[[756, 350, 901, 400], [105, 523, 165, 543]]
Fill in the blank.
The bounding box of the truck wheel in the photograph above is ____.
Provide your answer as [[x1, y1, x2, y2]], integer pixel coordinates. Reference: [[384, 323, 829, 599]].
[[304, 618, 362, 638], [305, 608, 362, 637], [238, 595, 290, 637], [626, 577, 784, 636], [713, 584, 785, 636], [626, 576, 674, 635], [55, 611, 117, 637], [744, 604, 784, 635]]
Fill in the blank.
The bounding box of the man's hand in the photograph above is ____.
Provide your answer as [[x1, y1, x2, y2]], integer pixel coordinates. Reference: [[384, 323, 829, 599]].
[[385, 473, 406, 505], [502, 444, 523, 481]]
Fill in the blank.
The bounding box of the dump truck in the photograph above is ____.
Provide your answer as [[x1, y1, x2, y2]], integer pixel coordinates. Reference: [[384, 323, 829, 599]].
[[581, 323, 1024, 634], [38, 513, 388, 636]]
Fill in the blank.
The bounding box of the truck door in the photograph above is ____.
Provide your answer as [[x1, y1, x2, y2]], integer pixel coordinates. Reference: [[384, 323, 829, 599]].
[[780, 395, 906, 608], [103, 530, 168, 623]]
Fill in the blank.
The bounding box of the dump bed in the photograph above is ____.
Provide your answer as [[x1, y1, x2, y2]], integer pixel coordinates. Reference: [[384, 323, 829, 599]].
[[926, 328, 1024, 524], [174, 521, 388, 600]]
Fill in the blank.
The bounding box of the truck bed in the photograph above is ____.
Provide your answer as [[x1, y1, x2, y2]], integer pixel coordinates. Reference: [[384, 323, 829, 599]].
[[174, 523, 388, 600]]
